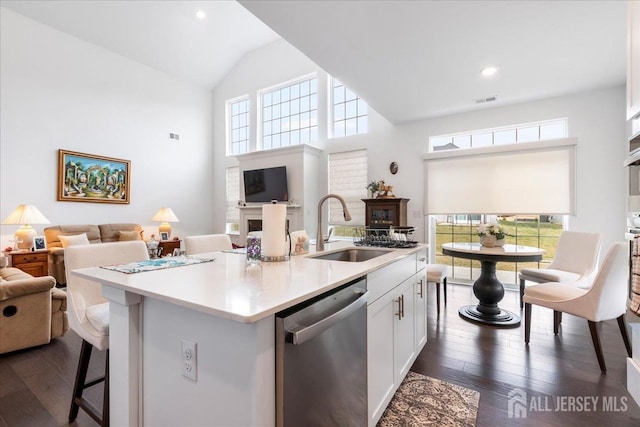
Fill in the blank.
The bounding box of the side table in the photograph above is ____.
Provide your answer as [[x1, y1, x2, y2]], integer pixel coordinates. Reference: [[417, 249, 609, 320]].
[[6, 250, 49, 277], [159, 240, 182, 257]]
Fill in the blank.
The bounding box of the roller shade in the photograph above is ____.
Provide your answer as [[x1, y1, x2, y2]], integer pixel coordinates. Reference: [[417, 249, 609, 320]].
[[424, 139, 576, 215], [328, 150, 367, 225], [226, 167, 240, 224]]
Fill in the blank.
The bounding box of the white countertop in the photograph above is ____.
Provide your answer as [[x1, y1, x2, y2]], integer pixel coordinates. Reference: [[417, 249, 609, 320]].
[[72, 241, 426, 323]]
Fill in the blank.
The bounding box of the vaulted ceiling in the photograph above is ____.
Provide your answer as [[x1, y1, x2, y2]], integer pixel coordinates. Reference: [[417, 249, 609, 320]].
[[2, 0, 627, 124]]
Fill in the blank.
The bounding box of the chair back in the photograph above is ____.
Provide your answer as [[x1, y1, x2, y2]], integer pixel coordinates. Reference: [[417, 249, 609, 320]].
[[581, 242, 629, 321], [549, 231, 602, 276], [64, 241, 148, 347], [184, 234, 232, 255]]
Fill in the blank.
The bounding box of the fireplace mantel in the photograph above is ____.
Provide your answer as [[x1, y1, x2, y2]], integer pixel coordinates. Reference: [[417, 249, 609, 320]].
[[239, 204, 302, 242]]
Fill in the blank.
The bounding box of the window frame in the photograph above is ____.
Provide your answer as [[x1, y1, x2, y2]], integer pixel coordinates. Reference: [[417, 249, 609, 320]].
[[257, 73, 318, 151], [226, 95, 251, 156]]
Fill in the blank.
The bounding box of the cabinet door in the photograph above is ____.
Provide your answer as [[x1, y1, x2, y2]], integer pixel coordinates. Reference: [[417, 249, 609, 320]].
[[367, 290, 397, 426], [414, 273, 428, 351], [393, 276, 416, 382]]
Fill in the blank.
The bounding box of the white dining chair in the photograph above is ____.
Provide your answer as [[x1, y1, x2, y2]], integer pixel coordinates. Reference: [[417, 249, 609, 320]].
[[519, 230, 602, 309], [523, 242, 632, 373], [64, 241, 148, 426], [184, 234, 233, 255]]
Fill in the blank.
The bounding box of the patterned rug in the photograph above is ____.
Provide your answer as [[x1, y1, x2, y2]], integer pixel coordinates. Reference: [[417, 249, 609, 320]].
[[377, 371, 480, 427]]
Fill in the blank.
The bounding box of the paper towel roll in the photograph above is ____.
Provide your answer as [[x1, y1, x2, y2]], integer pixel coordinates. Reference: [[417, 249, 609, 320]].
[[261, 203, 287, 258]]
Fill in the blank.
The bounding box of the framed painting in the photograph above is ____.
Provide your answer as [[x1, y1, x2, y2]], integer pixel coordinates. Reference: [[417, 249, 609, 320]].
[[58, 149, 131, 204]]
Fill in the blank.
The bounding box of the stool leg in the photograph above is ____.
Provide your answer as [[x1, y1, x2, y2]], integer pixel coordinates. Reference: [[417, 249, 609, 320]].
[[103, 349, 109, 427], [436, 281, 441, 315], [520, 277, 525, 310], [443, 277, 447, 306], [69, 340, 93, 422]]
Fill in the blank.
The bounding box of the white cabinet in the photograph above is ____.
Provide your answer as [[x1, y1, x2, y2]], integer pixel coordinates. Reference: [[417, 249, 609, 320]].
[[367, 289, 397, 424], [367, 251, 428, 427], [414, 274, 428, 350], [628, 0, 640, 120], [414, 248, 428, 350], [393, 276, 417, 381]]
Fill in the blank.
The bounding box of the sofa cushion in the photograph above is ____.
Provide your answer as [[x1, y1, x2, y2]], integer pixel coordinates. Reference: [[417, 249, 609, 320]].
[[59, 233, 90, 248], [45, 225, 102, 249], [118, 230, 142, 241], [85, 302, 109, 335], [99, 223, 143, 243]]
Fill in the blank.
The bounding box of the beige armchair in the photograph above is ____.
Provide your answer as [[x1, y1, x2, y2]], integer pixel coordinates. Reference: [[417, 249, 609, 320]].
[[0, 267, 68, 354]]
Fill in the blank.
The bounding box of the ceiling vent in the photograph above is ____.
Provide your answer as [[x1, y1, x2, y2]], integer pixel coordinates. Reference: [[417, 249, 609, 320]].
[[475, 96, 497, 104]]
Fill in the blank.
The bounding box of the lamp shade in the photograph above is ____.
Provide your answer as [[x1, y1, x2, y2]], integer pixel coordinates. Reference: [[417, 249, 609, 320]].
[[2, 205, 50, 250], [2, 204, 50, 225], [152, 207, 179, 223]]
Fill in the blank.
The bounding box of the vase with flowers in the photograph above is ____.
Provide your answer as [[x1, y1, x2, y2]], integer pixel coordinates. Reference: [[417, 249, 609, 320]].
[[477, 223, 507, 247], [366, 180, 381, 199]]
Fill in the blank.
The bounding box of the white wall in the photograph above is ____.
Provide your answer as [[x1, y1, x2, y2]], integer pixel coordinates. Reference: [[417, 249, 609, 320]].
[[400, 86, 627, 252], [0, 9, 216, 248], [212, 38, 627, 251], [2, 9, 626, 254]]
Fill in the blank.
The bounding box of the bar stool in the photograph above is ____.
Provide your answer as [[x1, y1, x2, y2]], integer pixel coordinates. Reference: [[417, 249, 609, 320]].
[[64, 241, 149, 426], [426, 264, 448, 315]]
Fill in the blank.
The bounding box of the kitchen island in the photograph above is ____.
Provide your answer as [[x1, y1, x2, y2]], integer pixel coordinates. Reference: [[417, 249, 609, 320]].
[[72, 241, 428, 426]]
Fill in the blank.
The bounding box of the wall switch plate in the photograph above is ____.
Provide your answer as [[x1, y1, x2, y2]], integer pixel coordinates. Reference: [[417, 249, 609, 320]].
[[181, 339, 197, 382], [413, 210, 422, 218]]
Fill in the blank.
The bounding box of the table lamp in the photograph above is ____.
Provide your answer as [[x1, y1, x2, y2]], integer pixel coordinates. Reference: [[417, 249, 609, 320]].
[[2, 204, 50, 250], [152, 207, 179, 239]]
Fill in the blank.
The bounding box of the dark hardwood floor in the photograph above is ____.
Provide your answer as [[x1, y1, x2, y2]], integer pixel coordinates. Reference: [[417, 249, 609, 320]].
[[412, 283, 640, 426], [1, 283, 639, 426]]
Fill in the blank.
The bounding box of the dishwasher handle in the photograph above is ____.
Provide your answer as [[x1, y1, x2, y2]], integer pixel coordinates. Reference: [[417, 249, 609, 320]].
[[287, 291, 368, 345]]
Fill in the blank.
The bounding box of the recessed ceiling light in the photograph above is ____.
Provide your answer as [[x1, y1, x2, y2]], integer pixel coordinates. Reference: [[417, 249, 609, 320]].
[[481, 66, 498, 77], [196, 10, 206, 19]]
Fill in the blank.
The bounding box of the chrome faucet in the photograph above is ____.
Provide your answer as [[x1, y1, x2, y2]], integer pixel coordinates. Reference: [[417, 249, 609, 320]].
[[316, 193, 352, 251]]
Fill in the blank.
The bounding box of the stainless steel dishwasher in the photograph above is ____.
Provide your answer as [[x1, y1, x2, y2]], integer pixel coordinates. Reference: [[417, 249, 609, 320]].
[[276, 277, 368, 427]]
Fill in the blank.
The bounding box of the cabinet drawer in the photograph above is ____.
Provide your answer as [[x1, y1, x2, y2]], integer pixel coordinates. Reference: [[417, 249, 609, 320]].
[[415, 248, 427, 272], [367, 253, 416, 304], [12, 252, 48, 264]]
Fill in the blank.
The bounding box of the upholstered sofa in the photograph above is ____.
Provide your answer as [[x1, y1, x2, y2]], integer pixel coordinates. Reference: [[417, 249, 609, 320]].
[[0, 267, 68, 354], [44, 223, 143, 285]]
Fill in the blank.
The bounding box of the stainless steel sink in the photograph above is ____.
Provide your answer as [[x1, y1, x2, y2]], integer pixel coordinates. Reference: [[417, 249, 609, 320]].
[[308, 248, 392, 262]]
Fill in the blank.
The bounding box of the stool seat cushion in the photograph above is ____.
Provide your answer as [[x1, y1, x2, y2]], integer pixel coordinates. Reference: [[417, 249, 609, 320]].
[[426, 264, 448, 282], [85, 302, 109, 336]]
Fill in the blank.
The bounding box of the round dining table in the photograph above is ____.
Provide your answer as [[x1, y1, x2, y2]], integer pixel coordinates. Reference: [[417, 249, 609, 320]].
[[441, 242, 544, 328]]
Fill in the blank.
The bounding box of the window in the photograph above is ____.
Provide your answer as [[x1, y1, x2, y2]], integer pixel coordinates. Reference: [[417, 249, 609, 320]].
[[428, 119, 570, 285], [227, 98, 250, 155], [328, 150, 367, 237], [331, 78, 368, 138], [261, 76, 318, 150], [430, 118, 567, 152], [225, 167, 240, 234]]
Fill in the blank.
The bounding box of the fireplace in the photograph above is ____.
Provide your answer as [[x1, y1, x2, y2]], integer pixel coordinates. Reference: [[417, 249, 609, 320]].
[[247, 219, 290, 234]]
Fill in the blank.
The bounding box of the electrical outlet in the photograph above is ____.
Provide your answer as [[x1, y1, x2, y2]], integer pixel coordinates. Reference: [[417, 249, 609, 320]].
[[181, 339, 197, 381], [413, 210, 422, 218]]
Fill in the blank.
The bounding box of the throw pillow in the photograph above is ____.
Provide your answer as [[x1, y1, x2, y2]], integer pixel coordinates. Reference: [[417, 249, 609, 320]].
[[118, 230, 142, 241], [58, 233, 90, 248]]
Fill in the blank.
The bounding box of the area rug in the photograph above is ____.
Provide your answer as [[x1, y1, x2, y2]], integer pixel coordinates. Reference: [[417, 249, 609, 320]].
[[377, 371, 480, 427]]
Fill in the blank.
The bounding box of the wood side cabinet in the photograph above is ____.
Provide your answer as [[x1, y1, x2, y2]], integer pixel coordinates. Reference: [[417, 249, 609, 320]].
[[362, 198, 409, 229], [9, 250, 49, 277], [159, 240, 182, 257]]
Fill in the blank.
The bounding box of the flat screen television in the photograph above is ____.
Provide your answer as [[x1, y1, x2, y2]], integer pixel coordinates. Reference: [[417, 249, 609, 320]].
[[243, 166, 289, 203]]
